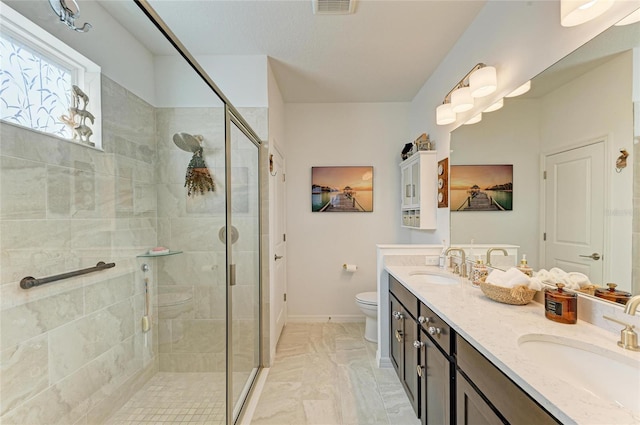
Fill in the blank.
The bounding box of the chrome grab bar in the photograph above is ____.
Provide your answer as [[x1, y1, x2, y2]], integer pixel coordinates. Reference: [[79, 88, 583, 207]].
[[20, 261, 115, 289]]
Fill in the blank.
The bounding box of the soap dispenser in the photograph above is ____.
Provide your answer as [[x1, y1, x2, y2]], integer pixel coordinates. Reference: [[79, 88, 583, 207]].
[[470, 256, 488, 287], [517, 254, 533, 277]]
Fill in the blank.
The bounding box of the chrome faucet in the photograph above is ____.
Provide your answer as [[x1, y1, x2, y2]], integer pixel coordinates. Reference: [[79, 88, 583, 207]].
[[486, 248, 508, 267], [445, 247, 467, 278], [602, 295, 640, 352], [623, 295, 640, 315]]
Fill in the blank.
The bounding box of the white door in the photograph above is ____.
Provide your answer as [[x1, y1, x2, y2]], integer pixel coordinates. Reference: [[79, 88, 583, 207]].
[[270, 143, 287, 357], [544, 141, 605, 283]]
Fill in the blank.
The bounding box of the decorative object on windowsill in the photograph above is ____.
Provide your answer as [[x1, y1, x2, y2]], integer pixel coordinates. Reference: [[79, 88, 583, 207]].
[[615, 148, 629, 173], [60, 85, 94, 146], [401, 142, 414, 160], [414, 133, 433, 151], [49, 0, 92, 32], [172, 132, 215, 196]]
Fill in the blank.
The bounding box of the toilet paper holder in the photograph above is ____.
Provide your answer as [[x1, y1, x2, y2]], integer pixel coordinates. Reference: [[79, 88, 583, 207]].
[[343, 264, 358, 272]]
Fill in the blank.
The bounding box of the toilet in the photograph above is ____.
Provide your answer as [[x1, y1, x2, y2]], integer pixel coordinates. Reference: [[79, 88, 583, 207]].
[[355, 292, 378, 343]]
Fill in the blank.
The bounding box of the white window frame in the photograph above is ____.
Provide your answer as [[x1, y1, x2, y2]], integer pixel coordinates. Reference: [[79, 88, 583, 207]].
[[0, 4, 102, 149]]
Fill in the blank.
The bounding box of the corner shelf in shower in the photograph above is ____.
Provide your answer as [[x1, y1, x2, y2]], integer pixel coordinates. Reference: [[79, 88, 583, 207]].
[[137, 250, 183, 258]]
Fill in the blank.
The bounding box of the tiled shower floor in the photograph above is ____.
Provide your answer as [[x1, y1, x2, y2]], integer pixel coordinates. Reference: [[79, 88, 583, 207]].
[[106, 372, 226, 424]]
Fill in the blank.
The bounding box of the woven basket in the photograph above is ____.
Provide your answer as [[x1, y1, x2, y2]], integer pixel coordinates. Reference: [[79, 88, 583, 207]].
[[479, 280, 536, 305]]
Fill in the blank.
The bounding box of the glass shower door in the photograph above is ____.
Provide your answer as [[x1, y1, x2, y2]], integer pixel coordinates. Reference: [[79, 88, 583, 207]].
[[227, 111, 261, 422]]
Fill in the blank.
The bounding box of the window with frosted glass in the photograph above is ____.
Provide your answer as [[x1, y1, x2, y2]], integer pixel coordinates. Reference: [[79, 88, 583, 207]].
[[0, 33, 73, 138]]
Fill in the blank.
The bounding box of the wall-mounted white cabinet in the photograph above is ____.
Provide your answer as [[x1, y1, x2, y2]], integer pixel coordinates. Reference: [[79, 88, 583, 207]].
[[400, 151, 437, 229]]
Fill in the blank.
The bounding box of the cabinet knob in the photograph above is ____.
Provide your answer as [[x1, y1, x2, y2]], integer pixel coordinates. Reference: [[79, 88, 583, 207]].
[[395, 329, 403, 342], [393, 311, 404, 320], [428, 326, 441, 336], [418, 316, 431, 324], [413, 340, 424, 349], [417, 364, 424, 378]]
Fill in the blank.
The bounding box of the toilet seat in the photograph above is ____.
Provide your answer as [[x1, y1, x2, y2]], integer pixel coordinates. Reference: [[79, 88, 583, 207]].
[[355, 292, 377, 306]]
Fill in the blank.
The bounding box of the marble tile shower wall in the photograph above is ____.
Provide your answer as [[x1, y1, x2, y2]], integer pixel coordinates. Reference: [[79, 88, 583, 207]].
[[154, 107, 266, 373], [0, 76, 159, 424]]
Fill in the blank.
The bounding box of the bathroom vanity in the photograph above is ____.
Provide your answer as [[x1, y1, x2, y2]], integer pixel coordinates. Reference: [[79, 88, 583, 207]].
[[390, 274, 558, 425], [377, 246, 640, 425]]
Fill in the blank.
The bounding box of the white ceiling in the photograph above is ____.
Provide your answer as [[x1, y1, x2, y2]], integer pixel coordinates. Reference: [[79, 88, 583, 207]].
[[102, 0, 486, 103]]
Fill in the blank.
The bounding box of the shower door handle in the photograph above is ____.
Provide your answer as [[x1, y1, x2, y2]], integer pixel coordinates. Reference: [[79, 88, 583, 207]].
[[229, 264, 236, 286], [274, 254, 284, 261]]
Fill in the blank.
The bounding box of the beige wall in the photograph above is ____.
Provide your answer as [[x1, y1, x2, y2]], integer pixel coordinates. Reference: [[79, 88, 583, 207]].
[[0, 76, 158, 424], [284, 102, 409, 320]]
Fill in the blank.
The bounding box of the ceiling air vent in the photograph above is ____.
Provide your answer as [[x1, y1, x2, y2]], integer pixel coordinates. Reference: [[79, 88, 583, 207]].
[[312, 0, 356, 15]]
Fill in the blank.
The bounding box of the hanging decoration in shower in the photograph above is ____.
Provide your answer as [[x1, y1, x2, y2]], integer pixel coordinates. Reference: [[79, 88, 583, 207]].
[[172, 133, 215, 196], [49, 0, 92, 32]]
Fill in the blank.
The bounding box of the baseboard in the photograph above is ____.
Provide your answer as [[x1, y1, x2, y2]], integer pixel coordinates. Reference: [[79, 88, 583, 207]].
[[377, 355, 392, 368], [287, 314, 365, 323]]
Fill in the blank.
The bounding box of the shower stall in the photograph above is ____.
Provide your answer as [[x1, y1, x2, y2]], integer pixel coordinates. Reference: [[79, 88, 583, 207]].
[[0, 1, 264, 424]]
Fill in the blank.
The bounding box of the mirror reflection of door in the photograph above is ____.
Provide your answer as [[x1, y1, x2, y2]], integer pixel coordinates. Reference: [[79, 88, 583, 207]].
[[544, 141, 605, 283]]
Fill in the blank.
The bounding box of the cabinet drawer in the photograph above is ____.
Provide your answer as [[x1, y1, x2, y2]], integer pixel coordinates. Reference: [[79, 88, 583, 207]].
[[456, 336, 560, 425], [390, 275, 418, 318], [419, 302, 452, 355]]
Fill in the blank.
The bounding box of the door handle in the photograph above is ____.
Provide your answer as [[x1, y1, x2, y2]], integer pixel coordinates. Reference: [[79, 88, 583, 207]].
[[274, 254, 284, 261], [579, 252, 601, 261]]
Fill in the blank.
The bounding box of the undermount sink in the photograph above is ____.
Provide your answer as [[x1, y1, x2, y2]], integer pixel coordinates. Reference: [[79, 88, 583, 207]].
[[408, 271, 459, 285], [518, 334, 640, 414]]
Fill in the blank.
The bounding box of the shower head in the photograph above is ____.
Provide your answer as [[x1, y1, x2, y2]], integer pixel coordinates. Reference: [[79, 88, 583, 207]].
[[173, 133, 203, 153]]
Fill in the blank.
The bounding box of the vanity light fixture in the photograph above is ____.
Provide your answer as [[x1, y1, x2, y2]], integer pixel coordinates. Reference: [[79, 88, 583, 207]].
[[560, 0, 613, 27], [505, 80, 531, 97], [436, 63, 497, 125], [436, 103, 456, 125], [483, 98, 504, 113], [614, 8, 640, 26], [464, 113, 482, 125]]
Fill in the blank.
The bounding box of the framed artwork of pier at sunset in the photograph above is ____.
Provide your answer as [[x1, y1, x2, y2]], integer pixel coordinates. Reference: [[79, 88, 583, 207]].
[[311, 166, 373, 212], [450, 164, 513, 212]]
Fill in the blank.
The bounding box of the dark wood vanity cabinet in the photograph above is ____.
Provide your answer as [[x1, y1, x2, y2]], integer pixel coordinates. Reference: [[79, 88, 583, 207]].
[[389, 276, 419, 416], [456, 336, 561, 425], [388, 274, 562, 425]]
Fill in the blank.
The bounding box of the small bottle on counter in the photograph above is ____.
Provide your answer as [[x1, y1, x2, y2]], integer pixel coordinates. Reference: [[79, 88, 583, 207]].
[[544, 283, 577, 324], [517, 254, 533, 277], [439, 239, 447, 269], [470, 257, 488, 287]]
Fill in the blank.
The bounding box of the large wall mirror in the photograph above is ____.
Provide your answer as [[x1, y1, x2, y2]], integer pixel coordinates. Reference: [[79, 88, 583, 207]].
[[450, 17, 639, 300]]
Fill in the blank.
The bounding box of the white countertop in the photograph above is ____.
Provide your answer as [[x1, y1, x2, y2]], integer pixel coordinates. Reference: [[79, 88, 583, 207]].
[[385, 265, 640, 425]]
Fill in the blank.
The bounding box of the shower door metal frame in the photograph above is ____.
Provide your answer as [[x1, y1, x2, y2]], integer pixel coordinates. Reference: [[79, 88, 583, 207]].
[[134, 2, 265, 424], [225, 106, 263, 424]]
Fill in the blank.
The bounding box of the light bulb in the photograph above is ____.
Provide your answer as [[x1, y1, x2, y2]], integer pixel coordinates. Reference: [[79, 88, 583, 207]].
[[483, 99, 504, 113], [505, 81, 531, 98], [561, 0, 613, 27], [436, 103, 456, 125], [464, 113, 482, 125], [470, 66, 497, 98], [451, 86, 473, 113]]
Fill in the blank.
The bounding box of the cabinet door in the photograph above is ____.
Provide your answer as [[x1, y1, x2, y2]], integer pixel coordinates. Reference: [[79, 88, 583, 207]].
[[402, 165, 413, 207], [390, 294, 404, 373], [456, 372, 503, 425], [420, 330, 450, 425], [411, 161, 420, 205], [403, 313, 419, 416]]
